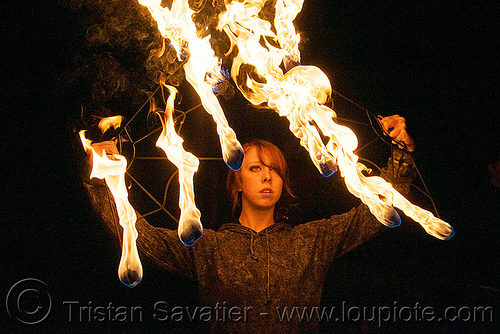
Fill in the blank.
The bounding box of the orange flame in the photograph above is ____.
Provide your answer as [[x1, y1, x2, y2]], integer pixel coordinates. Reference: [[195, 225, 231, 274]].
[[139, 0, 244, 170], [220, 0, 453, 239], [80, 118, 143, 287], [154, 84, 203, 246], [137, 0, 453, 239]]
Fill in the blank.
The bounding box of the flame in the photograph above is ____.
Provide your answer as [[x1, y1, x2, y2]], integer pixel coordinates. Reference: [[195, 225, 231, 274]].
[[154, 84, 203, 246], [97, 115, 123, 133], [135, 0, 453, 239], [139, 0, 244, 170], [218, 0, 453, 239], [80, 119, 143, 287]]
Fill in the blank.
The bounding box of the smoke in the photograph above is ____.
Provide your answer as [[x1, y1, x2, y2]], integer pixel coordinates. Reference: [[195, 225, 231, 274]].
[[62, 0, 280, 106], [62, 0, 168, 115]]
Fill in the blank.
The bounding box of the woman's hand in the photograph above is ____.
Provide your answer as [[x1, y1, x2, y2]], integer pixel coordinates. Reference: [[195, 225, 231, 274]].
[[378, 115, 416, 152]]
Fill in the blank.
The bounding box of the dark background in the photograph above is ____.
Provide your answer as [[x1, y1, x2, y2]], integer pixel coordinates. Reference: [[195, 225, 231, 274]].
[[2, 0, 498, 332]]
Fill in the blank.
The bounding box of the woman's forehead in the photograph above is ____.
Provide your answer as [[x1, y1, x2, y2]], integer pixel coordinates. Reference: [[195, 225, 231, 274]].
[[244, 146, 274, 165]]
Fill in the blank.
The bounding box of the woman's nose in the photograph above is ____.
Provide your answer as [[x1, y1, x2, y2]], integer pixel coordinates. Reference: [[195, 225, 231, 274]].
[[262, 167, 272, 182]]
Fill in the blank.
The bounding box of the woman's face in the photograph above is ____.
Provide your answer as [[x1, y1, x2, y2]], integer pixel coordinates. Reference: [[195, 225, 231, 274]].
[[239, 146, 283, 212]]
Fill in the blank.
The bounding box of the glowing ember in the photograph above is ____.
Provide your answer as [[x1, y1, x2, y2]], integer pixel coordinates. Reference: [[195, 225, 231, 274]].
[[140, 0, 453, 240], [80, 118, 143, 287]]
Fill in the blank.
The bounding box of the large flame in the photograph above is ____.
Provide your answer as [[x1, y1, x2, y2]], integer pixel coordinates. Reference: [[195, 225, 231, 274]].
[[138, 0, 453, 240], [222, 0, 453, 239], [139, 0, 244, 171], [154, 84, 203, 246], [80, 117, 143, 287]]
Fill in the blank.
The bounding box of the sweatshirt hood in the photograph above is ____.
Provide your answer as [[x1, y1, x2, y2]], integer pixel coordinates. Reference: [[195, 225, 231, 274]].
[[218, 219, 291, 235], [217, 219, 291, 305]]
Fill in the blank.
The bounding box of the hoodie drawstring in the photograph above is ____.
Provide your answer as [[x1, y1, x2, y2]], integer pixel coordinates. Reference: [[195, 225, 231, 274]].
[[250, 230, 258, 260], [265, 230, 270, 304], [249, 229, 271, 304]]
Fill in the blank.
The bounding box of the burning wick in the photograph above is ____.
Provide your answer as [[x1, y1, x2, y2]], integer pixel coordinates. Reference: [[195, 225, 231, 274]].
[[80, 117, 143, 287]]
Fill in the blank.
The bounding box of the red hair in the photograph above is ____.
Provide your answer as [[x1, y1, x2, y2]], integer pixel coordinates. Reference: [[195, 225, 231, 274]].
[[226, 139, 294, 215]]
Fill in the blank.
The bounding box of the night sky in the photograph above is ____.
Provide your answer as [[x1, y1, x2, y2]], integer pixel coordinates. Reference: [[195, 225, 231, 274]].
[[2, 0, 498, 332]]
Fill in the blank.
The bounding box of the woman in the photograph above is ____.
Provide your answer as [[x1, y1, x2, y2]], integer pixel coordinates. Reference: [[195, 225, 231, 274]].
[[86, 115, 415, 333]]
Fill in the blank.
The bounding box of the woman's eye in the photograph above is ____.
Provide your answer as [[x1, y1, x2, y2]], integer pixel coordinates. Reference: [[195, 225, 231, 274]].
[[250, 166, 261, 172]]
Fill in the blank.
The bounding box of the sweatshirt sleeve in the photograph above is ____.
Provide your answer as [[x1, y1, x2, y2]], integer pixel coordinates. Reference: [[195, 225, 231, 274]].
[[85, 178, 197, 280], [297, 148, 417, 264]]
